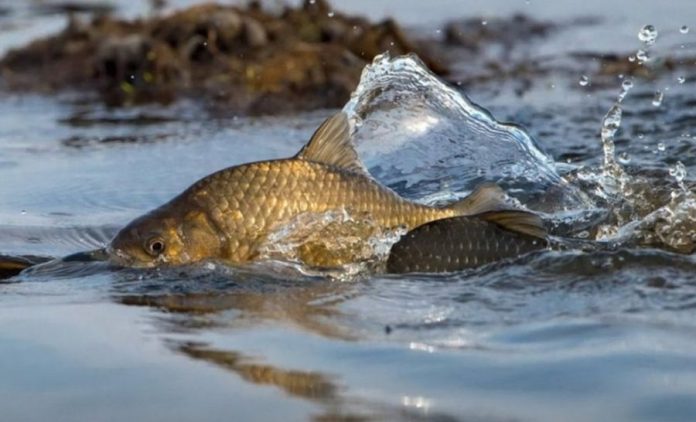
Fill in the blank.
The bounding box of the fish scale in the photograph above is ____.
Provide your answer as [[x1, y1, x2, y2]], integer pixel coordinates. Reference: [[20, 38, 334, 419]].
[[386, 216, 547, 273], [185, 159, 450, 264]]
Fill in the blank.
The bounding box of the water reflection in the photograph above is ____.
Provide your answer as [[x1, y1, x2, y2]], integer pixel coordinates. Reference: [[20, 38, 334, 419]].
[[174, 342, 339, 401], [112, 275, 468, 421], [114, 270, 359, 340], [171, 341, 465, 421]]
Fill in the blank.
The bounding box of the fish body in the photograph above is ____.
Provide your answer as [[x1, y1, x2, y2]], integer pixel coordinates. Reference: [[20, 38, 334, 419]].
[[0, 255, 51, 280], [109, 112, 546, 268], [386, 214, 547, 273]]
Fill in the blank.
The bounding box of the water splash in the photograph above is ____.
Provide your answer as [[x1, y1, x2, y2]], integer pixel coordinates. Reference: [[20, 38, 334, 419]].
[[670, 162, 687, 187], [618, 78, 634, 102], [600, 23, 696, 250], [633, 163, 696, 253], [636, 49, 650, 64], [600, 104, 624, 183], [257, 209, 406, 275], [338, 53, 694, 247], [592, 88, 696, 249], [343, 53, 588, 209], [652, 90, 664, 107]]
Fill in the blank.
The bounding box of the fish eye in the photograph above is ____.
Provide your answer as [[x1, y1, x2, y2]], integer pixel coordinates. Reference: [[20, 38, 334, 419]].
[[145, 237, 166, 256]]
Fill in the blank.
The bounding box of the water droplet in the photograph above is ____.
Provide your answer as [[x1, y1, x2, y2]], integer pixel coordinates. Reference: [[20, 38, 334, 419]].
[[579, 75, 590, 86], [652, 90, 664, 106], [618, 152, 631, 164], [20, 210, 27, 215], [618, 79, 634, 102], [680, 25, 689, 34], [638, 24, 658, 45], [129, 74, 135, 80], [669, 161, 687, 183], [638, 133, 645, 139], [618, 73, 624, 79], [628, 55, 636, 62], [309, 0, 316, 3], [602, 105, 622, 142], [677, 76, 686, 84], [601, 105, 623, 173], [657, 142, 666, 152], [481, 20, 488, 26], [327, 11, 334, 17], [636, 49, 649, 63]]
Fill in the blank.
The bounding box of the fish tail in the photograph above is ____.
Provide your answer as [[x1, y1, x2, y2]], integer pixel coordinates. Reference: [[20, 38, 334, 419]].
[[446, 183, 511, 215], [475, 210, 547, 239], [445, 183, 547, 239]]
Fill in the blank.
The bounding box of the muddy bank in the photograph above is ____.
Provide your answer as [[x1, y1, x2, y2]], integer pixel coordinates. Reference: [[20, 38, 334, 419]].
[[0, 0, 446, 113], [2, 1, 693, 113]]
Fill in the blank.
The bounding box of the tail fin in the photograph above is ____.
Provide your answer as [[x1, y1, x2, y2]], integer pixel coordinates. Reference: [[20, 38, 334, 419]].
[[477, 210, 547, 239], [447, 183, 512, 215], [446, 183, 546, 239]]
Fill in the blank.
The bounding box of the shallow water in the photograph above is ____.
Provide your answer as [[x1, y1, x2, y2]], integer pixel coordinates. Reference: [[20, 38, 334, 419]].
[[2, 1, 696, 421]]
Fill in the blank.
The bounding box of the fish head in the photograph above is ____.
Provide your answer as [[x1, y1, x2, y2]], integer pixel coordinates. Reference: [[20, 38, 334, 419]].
[[108, 207, 222, 267]]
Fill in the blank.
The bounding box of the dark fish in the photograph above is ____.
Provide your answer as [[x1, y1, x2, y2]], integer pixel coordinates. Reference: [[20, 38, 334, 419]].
[[386, 213, 548, 273], [0, 255, 52, 280]]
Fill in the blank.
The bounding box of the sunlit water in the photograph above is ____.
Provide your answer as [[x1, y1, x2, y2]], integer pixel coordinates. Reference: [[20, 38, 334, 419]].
[[2, 1, 696, 421]]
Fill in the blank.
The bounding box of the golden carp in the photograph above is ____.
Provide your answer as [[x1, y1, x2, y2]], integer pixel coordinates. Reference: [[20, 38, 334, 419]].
[[108, 112, 545, 268]]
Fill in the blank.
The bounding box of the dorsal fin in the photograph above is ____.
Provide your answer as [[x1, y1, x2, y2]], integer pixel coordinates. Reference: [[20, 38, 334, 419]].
[[446, 183, 513, 215], [295, 112, 367, 174], [477, 210, 547, 239]]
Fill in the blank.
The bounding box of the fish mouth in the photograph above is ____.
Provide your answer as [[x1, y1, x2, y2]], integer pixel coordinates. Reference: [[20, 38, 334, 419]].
[[105, 246, 136, 267], [63, 247, 157, 269], [104, 246, 161, 268]]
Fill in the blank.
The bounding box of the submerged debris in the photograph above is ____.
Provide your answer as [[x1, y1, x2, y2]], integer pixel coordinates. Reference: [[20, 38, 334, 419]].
[[0, 0, 446, 113]]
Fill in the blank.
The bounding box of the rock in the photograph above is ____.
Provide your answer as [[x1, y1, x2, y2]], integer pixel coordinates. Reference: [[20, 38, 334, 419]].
[[0, 1, 448, 114]]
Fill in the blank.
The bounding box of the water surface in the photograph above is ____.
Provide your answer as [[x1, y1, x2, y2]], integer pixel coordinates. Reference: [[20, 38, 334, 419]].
[[1, 1, 696, 421]]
